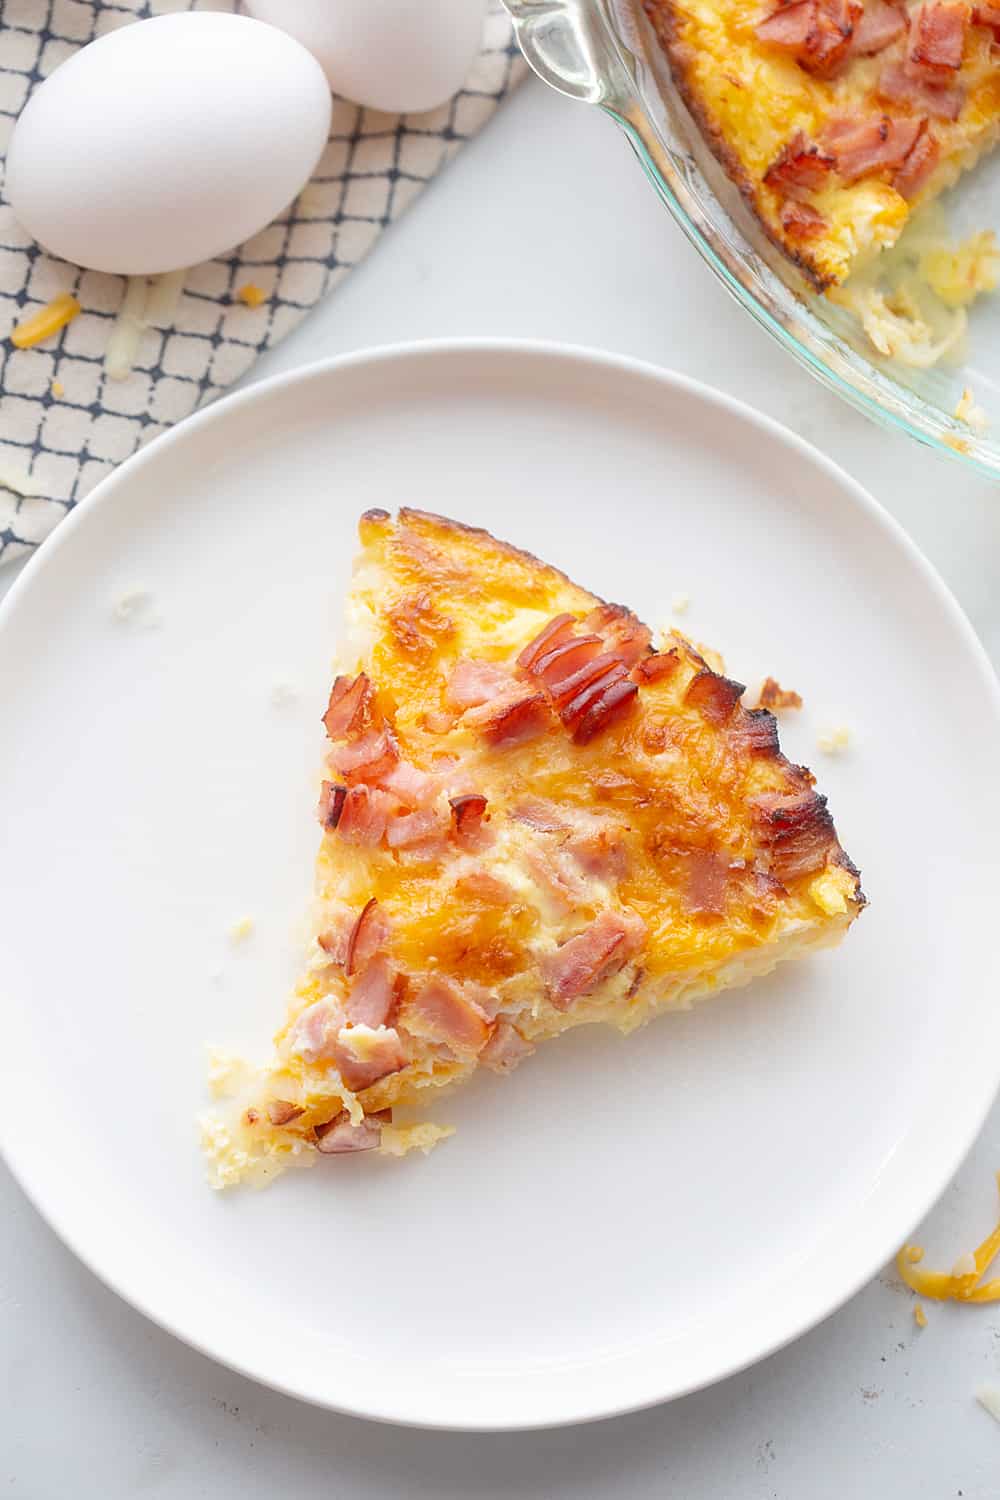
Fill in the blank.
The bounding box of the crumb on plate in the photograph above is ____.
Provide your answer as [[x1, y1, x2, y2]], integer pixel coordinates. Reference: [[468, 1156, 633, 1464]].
[[112, 588, 158, 625], [954, 386, 989, 432], [913, 1302, 927, 1328], [51, 378, 65, 398], [236, 283, 267, 308], [671, 592, 690, 616], [817, 725, 851, 754], [229, 916, 255, 942], [757, 676, 803, 712], [977, 1385, 1000, 1425]]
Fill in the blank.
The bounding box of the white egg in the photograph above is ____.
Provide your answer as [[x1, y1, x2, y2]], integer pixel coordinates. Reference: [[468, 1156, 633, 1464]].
[[243, 0, 488, 114], [5, 12, 331, 277]]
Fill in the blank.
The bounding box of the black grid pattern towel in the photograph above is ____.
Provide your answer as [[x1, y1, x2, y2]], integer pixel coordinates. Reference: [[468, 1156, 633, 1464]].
[[0, 0, 527, 565]]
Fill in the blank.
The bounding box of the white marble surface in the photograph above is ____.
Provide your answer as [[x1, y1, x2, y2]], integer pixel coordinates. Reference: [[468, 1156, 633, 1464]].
[[4, 76, 1000, 1496]]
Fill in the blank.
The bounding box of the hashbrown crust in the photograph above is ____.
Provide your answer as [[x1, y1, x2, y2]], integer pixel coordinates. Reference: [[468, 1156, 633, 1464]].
[[641, 0, 835, 292]]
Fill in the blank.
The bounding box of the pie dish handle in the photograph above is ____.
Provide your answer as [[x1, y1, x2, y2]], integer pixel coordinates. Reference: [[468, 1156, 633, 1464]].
[[501, 0, 636, 105]]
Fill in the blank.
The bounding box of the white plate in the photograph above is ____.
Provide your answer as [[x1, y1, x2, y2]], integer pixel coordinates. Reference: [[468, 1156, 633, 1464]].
[[1, 342, 998, 1431]]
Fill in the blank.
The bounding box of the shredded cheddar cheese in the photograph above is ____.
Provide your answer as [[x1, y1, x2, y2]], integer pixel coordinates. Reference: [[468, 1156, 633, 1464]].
[[50, 379, 65, 398], [10, 293, 80, 349], [236, 283, 267, 308], [896, 1172, 1000, 1304], [913, 1303, 927, 1328]]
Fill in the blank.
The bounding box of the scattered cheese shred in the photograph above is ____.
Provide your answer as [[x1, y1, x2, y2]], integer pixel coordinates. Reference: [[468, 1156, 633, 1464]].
[[913, 1302, 927, 1328], [976, 1385, 1000, 1426], [50, 379, 65, 398], [105, 276, 148, 382], [236, 283, 267, 308], [896, 1172, 1000, 1305], [230, 916, 255, 942], [10, 292, 81, 349], [0, 463, 34, 497], [144, 269, 186, 328]]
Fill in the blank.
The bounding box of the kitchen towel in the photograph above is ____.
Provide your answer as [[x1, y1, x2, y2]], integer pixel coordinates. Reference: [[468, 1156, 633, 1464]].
[[0, 0, 527, 565]]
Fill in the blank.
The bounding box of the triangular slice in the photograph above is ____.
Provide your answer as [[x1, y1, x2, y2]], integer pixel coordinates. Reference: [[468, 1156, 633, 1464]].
[[202, 508, 864, 1188]]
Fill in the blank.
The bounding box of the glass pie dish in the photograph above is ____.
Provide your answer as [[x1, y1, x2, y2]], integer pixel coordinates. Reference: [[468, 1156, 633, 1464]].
[[503, 0, 1000, 477]]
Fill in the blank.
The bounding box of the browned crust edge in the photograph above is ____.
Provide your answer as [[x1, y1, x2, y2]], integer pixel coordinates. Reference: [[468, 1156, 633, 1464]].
[[640, 0, 835, 292], [393, 505, 605, 605]]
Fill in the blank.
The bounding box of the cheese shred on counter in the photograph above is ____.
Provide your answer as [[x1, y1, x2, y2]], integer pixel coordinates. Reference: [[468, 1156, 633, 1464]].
[[896, 1171, 1000, 1305]]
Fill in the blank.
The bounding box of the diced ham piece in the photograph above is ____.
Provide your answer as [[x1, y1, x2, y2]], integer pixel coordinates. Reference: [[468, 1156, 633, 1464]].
[[317, 904, 354, 965], [524, 842, 591, 915], [336, 785, 394, 846], [317, 780, 347, 832], [454, 869, 517, 905], [517, 613, 578, 672], [820, 113, 924, 183], [479, 1021, 535, 1074], [463, 685, 553, 747], [906, 0, 968, 75], [780, 201, 830, 239], [764, 132, 836, 201], [685, 848, 729, 916], [267, 1099, 304, 1126], [972, 1, 1000, 35], [635, 649, 680, 683], [684, 669, 745, 725], [379, 758, 438, 808], [344, 897, 391, 976], [877, 61, 964, 118], [751, 790, 838, 883], [346, 954, 403, 1028], [540, 909, 647, 1010], [756, 0, 815, 49], [315, 1110, 384, 1154], [561, 664, 638, 744], [322, 673, 374, 740], [331, 1024, 408, 1092], [808, 0, 866, 70], [732, 708, 781, 757], [584, 603, 653, 668], [449, 792, 489, 844], [385, 804, 449, 849], [849, 0, 908, 54], [565, 825, 628, 882], [892, 124, 941, 196], [461, 981, 504, 1021], [544, 651, 626, 711], [288, 998, 344, 1063], [510, 798, 568, 832], [533, 635, 605, 694], [756, 0, 863, 73], [328, 726, 399, 782], [446, 658, 517, 709], [403, 975, 493, 1054]]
